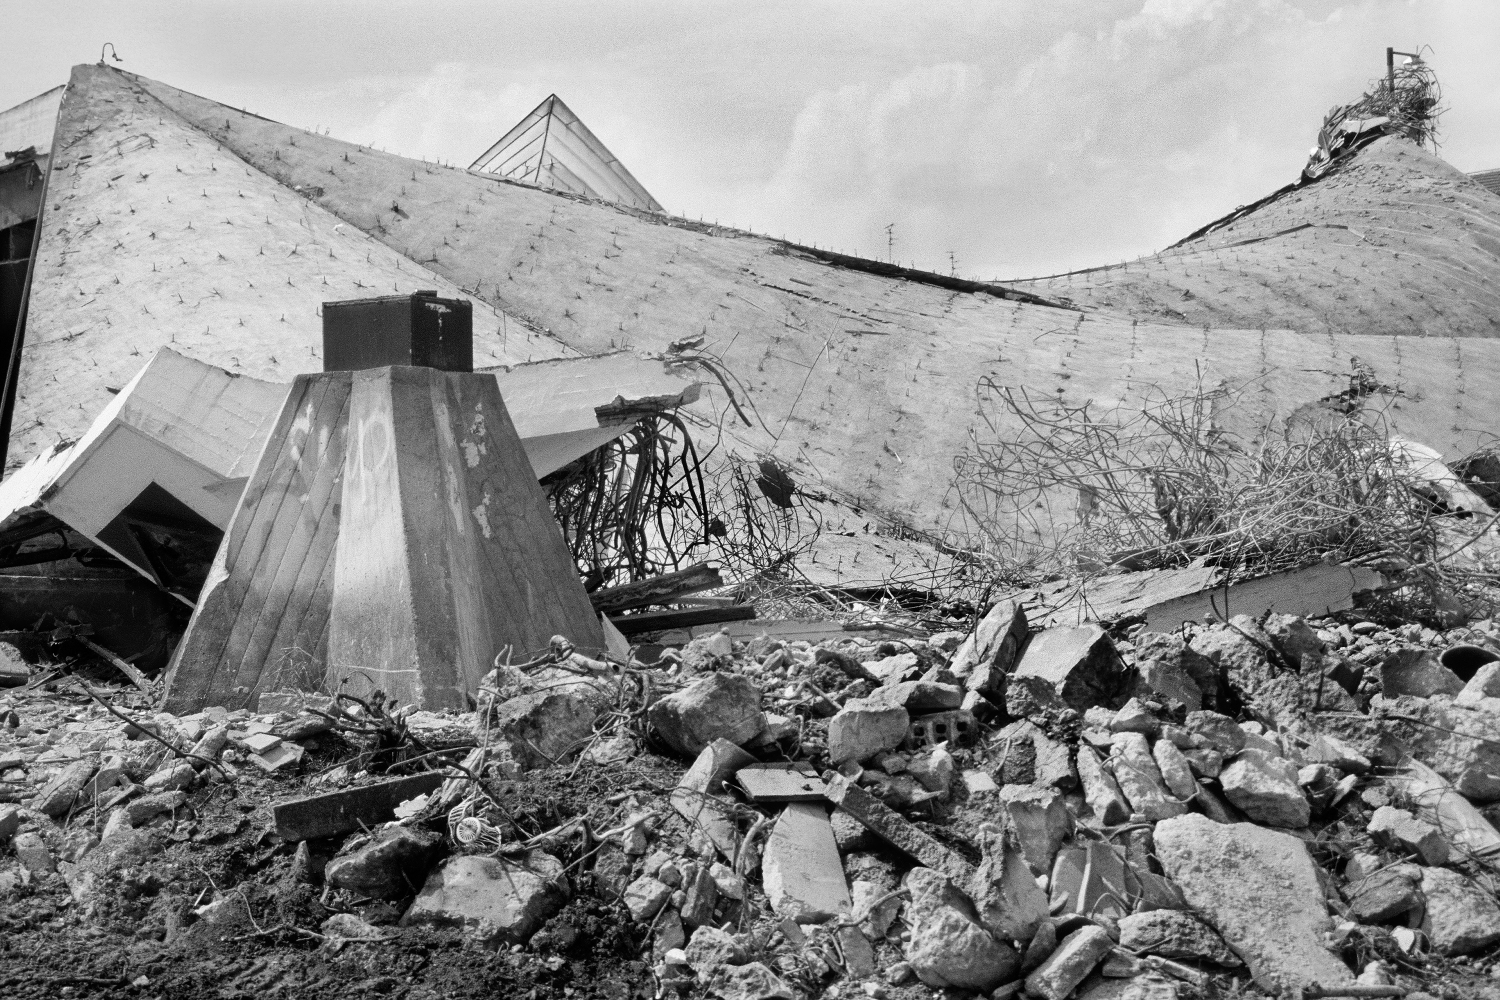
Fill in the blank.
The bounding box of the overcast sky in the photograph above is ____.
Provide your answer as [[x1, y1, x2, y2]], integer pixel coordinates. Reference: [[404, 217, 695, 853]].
[[5, 1, 1498, 278]]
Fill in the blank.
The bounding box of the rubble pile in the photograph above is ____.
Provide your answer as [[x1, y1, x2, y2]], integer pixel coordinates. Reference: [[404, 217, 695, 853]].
[[4, 600, 1500, 999]]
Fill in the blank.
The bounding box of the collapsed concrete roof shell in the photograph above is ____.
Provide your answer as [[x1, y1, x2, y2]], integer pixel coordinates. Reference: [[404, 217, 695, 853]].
[[8, 63, 1500, 589], [470, 94, 663, 212]]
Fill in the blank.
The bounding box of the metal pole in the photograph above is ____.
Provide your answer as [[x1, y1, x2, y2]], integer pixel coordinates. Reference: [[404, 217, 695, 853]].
[[1387, 47, 1395, 95]]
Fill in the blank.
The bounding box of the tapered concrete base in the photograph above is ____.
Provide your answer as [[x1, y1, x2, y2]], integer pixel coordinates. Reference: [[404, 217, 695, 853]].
[[163, 367, 602, 711]]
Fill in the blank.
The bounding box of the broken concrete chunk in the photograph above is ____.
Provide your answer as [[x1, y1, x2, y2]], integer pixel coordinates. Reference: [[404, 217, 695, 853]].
[[1380, 648, 1464, 698], [1025, 925, 1113, 1000], [902, 866, 1019, 992], [400, 851, 567, 948], [824, 772, 974, 884], [273, 772, 446, 841], [1108, 732, 1187, 822], [998, 785, 1073, 877], [250, 741, 305, 772], [827, 699, 909, 765], [1077, 743, 1131, 825], [993, 719, 1074, 789], [325, 825, 443, 899], [32, 758, 96, 817], [1135, 632, 1219, 706], [13, 831, 55, 875], [905, 745, 954, 795], [864, 680, 962, 713], [684, 925, 749, 975], [143, 760, 195, 793], [1184, 710, 1245, 755], [1109, 698, 1161, 736], [1419, 867, 1500, 955], [672, 738, 756, 861], [493, 689, 598, 769], [1302, 732, 1371, 774], [715, 962, 793, 1000], [0, 804, 20, 841], [623, 875, 673, 922], [1456, 661, 1500, 706], [1136, 657, 1203, 713], [969, 822, 1048, 942], [1218, 749, 1310, 828], [1368, 805, 1449, 865], [648, 672, 765, 758], [1344, 869, 1421, 924], [1014, 625, 1129, 711], [762, 802, 850, 921], [1117, 910, 1240, 966], [680, 863, 720, 929], [851, 878, 899, 939], [949, 599, 1027, 690], [1153, 815, 1353, 991], [1152, 740, 1198, 801]]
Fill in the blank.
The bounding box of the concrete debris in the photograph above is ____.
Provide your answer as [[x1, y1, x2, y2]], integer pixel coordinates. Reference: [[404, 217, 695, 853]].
[[1154, 815, 1354, 990], [1013, 625, 1130, 711], [1109, 732, 1189, 822], [1116, 909, 1240, 966], [1025, 925, 1113, 1000], [325, 825, 443, 899], [827, 698, 909, 765], [1368, 804, 1450, 864], [761, 802, 849, 921], [1218, 749, 1310, 828], [400, 851, 569, 948], [1419, 867, 1500, 955], [1344, 867, 1422, 924], [649, 672, 766, 758], [902, 866, 1019, 992], [274, 773, 448, 841]]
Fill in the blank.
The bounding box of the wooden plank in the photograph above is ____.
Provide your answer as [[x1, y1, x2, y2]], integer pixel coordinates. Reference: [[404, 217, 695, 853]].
[[328, 367, 603, 709], [272, 772, 446, 842], [609, 604, 756, 637], [589, 562, 723, 615]]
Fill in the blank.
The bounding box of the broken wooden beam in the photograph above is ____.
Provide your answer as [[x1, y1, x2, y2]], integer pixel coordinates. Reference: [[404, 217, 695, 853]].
[[273, 772, 447, 841], [589, 562, 723, 616], [609, 604, 756, 637]]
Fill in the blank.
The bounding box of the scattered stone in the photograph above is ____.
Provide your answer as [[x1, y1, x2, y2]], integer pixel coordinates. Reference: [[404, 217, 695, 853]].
[[1184, 710, 1246, 755], [905, 745, 954, 794], [1135, 633, 1220, 704], [648, 673, 765, 758], [1108, 733, 1187, 821], [326, 825, 443, 899], [851, 878, 899, 939], [1419, 867, 1500, 955], [624, 875, 673, 922], [1014, 625, 1129, 711], [32, 758, 96, 817], [1456, 661, 1500, 707], [684, 925, 748, 975], [1025, 925, 1113, 1000], [828, 699, 910, 765], [902, 866, 1019, 992], [401, 851, 568, 948], [680, 862, 720, 929], [1136, 657, 1204, 713], [320, 911, 388, 945], [249, 741, 304, 772], [865, 680, 962, 713], [143, 760, 196, 792], [1381, 648, 1464, 698], [714, 962, 793, 1000], [1117, 910, 1240, 966], [76, 753, 126, 806], [494, 689, 598, 768], [1152, 739, 1198, 801], [1154, 815, 1354, 990], [1302, 732, 1371, 774], [1077, 744, 1131, 825], [0, 804, 20, 840], [1368, 806, 1450, 865], [1344, 869, 1422, 924], [13, 831, 54, 875], [1218, 749, 1310, 828], [763, 802, 849, 921], [1006, 674, 1073, 721], [1110, 698, 1161, 736]]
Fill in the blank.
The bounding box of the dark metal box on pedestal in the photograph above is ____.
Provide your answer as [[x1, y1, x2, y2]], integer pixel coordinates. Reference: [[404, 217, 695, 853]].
[[321, 290, 473, 372]]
